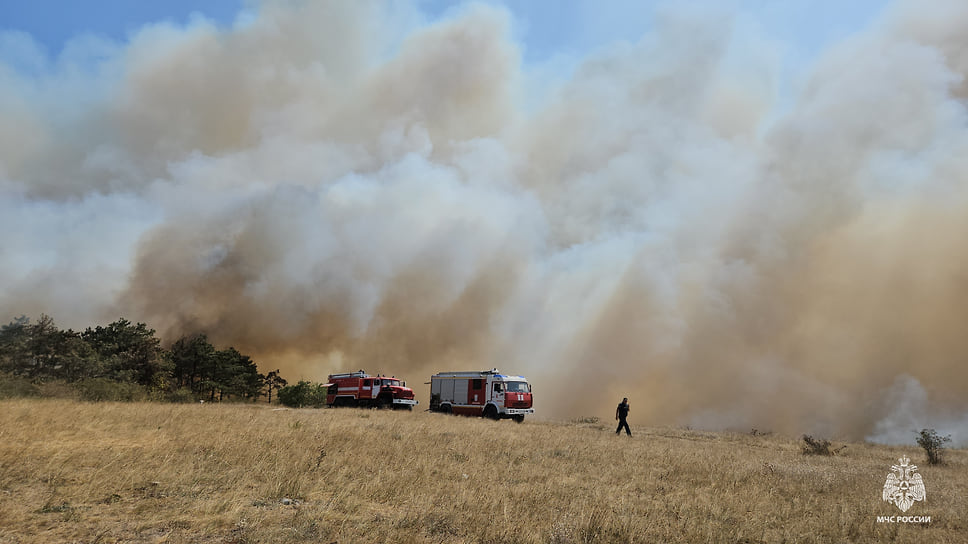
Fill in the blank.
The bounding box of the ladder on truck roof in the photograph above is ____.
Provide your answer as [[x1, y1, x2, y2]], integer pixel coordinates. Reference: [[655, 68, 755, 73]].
[[433, 369, 500, 378], [329, 370, 368, 379]]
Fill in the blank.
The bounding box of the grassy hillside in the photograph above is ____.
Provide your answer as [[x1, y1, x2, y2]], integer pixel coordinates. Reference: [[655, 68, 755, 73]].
[[0, 399, 964, 543]]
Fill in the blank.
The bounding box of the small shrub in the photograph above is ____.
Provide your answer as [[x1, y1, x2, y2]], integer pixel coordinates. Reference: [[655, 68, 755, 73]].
[[75, 379, 149, 402], [572, 416, 600, 424], [34, 381, 79, 399], [801, 435, 832, 456], [915, 428, 952, 465], [277, 381, 328, 408], [0, 372, 40, 398], [165, 387, 196, 403]]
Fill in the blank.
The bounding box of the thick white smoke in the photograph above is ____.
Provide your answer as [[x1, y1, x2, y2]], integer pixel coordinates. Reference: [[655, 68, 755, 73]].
[[2, 0, 967, 443]]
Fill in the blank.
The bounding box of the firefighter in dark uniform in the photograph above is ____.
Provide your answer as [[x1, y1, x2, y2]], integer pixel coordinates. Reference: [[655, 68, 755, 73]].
[[615, 397, 631, 436]]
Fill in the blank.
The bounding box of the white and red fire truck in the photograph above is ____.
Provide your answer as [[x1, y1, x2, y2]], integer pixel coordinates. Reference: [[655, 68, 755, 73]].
[[429, 369, 534, 422], [325, 370, 418, 409]]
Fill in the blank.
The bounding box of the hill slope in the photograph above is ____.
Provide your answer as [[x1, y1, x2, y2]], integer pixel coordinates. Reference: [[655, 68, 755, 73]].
[[0, 399, 963, 543]]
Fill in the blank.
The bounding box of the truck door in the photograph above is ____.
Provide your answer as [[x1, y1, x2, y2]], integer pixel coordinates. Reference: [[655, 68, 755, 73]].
[[490, 380, 505, 411]]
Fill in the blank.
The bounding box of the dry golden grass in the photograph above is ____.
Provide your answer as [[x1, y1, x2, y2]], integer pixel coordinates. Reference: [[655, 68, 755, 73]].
[[0, 399, 964, 543]]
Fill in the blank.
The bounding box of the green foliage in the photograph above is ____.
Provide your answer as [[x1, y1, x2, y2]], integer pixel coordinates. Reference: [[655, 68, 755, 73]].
[[278, 381, 329, 408], [165, 387, 196, 403], [0, 316, 32, 375], [0, 371, 40, 398], [263, 369, 288, 404], [915, 428, 952, 465], [0, 314, 281, 404], [213, 347, 263, 401], [169, 336, 263, 401], [0, 315, 98, 382], [82, 319, 169, 386], [170, 334, 216, 393], [34, 380, 80, 399], [75, 378, 150, 402]]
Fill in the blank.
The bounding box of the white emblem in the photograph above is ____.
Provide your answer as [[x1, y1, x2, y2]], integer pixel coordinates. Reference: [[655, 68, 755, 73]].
[[882, 456, 926, 513]]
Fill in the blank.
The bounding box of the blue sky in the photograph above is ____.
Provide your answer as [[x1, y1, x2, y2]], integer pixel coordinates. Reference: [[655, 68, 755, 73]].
[[0, 0, 244, 53], [2, 0, 892, 68]]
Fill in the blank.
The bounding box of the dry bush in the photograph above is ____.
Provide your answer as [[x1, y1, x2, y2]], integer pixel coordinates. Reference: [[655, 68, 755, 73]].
[[0, 399, 964, 543], [801, 434, 833, 456], [916, 428, 952, 465]]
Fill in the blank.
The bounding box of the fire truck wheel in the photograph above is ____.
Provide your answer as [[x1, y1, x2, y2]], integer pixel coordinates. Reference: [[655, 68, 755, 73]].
[[440, 404, 452, 414], [483, 405, 499, 420], [512, 415, 525, 423], [377, 397, 389, 409]]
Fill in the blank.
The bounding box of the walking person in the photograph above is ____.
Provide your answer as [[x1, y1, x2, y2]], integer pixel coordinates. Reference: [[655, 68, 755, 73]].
[[615, 397, 631, 436]]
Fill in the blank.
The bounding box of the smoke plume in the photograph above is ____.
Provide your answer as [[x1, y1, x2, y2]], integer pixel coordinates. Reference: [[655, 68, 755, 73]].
[[2, 0, 968, 443]]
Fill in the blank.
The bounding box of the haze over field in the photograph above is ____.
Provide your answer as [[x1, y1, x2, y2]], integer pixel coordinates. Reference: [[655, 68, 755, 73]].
[[2, 0, 967, 442]]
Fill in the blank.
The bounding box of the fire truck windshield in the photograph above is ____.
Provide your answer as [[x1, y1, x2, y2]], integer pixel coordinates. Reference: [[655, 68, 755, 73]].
[[383, 379, 401, 386], [505, 381, 530, 393]]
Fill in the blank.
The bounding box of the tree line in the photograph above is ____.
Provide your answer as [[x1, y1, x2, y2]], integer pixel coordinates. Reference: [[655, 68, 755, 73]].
[[0, 315, 289, 403]]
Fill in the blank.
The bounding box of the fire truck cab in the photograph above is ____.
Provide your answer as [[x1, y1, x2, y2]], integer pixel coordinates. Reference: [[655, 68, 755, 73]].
[[429, 369, 534, 422], [325, 370, 418, 409]]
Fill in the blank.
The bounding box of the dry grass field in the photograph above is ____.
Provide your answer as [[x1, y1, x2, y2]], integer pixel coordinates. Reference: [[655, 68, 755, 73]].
[[0, 399, 964, 544]]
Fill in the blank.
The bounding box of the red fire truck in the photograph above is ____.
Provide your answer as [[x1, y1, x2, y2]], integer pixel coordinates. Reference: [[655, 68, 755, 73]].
[[429, 369, 533, 422], [325, 370, 418, 409]]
